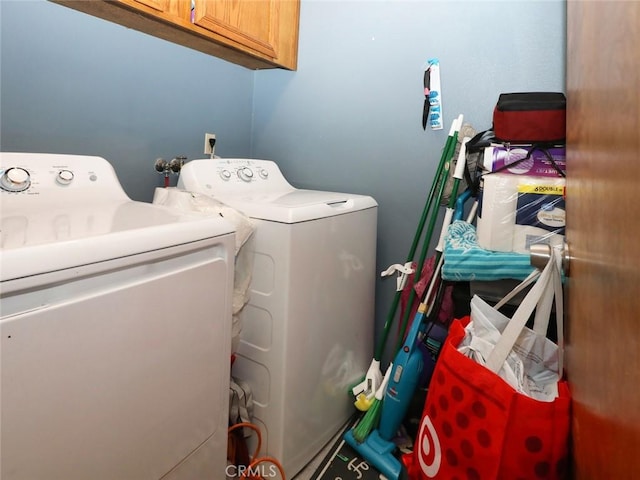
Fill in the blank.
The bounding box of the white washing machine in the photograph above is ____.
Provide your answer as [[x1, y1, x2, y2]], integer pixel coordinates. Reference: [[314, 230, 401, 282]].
[[178, 158, 377, 477], [0, 152, 235, 480]]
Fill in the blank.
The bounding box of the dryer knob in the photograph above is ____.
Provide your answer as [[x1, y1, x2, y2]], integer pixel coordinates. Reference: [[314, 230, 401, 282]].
[[258, 168, 269, 179], [56, 169, 75, 186], [219, 169, 232, 181], [1, 167, 31, 192], [238, 167, 254, 182]]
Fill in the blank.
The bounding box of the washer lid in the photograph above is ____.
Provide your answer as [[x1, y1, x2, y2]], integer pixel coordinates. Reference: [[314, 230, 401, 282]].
[[1, 200, 235, 282], [212, 189, 378, 223]]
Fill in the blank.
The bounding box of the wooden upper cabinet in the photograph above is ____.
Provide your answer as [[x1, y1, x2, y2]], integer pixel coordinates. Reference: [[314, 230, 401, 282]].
[[192, 0, 279, 58], [132, 0, 169, 12], [49, 0, 300, 70]]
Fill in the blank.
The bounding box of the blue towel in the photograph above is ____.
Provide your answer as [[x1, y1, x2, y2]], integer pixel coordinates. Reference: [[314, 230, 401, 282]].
[[442, 220, 535, 281]]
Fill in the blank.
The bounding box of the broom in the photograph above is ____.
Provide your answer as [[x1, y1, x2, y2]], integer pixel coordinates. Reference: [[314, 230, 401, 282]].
[[350, 117, 468, 441], [421, 136, 471, 314], [351, 363, 393, 443], [392, 114, 463, 355], [351, 115, 463, 409]]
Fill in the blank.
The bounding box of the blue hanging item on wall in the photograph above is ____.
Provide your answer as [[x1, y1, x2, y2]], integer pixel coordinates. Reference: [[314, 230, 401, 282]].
[[422, 58, 443, 131]]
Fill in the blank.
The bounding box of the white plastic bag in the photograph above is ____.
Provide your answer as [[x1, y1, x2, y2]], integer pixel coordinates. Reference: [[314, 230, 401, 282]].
[[457, 246, 563, 401]]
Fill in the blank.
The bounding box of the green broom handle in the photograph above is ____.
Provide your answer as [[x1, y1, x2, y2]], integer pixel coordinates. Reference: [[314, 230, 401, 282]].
[[393, 136, 454, 352], [391, 115, 463, 355], [434, 135, 470, 262], [373, 116, 461, 361], [423, 136, 471, 315]]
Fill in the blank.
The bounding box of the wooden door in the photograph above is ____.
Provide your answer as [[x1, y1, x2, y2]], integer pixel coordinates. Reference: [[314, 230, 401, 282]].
[[566, 1, 640, 478]]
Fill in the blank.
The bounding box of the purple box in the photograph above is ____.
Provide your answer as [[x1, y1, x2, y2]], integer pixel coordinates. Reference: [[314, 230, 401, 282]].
[[483, 145, 566, 177]]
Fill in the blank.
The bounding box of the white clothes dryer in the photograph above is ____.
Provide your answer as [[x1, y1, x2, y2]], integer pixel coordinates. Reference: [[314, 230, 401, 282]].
[[178, 158, 377, 477], [0, 153, 235, 480]]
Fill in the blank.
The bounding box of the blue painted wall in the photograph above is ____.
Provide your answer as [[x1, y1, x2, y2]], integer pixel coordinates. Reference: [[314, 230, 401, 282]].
[[0, 0, 255, 200], [253, 0, 566, 352], [1, 0, 565, 352]]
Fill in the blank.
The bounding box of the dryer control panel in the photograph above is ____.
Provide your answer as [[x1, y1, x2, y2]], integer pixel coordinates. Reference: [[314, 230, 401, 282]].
[[0, 152, 128, 201], [178, 158, 295, 195], [0, 153, 131, 250]]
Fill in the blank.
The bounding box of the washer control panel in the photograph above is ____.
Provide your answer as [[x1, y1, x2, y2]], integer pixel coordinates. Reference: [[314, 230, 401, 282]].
[[216, 161, 271, 184], [179, 158, 294, 194]]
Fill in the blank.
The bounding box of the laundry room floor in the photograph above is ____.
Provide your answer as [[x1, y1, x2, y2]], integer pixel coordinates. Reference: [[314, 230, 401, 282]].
[[292, 426, 343, 479]]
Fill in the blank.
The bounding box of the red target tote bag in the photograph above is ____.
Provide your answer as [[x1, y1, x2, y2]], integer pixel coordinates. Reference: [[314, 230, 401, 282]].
[[404, 248, 570, 479]]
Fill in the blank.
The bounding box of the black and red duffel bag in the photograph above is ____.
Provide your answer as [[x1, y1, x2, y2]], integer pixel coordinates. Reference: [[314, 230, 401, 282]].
[[493, 92, 566, 144]]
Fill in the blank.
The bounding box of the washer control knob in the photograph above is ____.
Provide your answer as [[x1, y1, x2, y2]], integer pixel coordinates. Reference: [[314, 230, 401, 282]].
[[258, 168, 269, 179], [219, 169, 232, 181], [238, 167, 254, 182], [1, 167, 31, 192], [56, 169, 74, 186]]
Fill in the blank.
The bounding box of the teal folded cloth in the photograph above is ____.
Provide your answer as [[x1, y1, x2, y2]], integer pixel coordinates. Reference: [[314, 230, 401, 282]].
[[442, 220, 535, 281]]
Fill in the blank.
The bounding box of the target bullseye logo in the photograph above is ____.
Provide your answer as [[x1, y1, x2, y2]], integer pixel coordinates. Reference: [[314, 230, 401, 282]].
[[418, 415, 442, 477]]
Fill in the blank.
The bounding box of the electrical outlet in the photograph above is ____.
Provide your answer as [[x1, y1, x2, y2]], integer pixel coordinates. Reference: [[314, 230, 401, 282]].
[[204, 133, 216, 155]]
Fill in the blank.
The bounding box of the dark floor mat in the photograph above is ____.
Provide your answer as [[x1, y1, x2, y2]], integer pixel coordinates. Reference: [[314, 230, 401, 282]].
[[310, 414, 389, 480]]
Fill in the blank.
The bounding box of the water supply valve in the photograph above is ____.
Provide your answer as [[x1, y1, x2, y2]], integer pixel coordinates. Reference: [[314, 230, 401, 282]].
[[154, 156, 186, 187]]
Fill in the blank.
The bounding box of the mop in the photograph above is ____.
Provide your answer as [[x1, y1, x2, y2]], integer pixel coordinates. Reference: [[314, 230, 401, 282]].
[[344, 123, 470, 480], [344, 287, 432, 480], [344, 226, 460, 480], [351, 115, 463, 409]]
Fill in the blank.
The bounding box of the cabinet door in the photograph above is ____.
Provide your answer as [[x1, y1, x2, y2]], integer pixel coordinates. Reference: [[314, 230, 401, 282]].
[[50, 0, 299, 69], [133, 0, 169, 12], [192, 0, 279, 58]]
